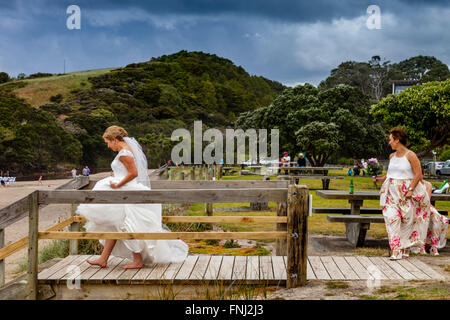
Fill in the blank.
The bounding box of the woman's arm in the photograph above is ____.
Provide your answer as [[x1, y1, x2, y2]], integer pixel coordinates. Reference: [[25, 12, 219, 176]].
[[110, 155, 138, 189], [405, 151, 422, 198]]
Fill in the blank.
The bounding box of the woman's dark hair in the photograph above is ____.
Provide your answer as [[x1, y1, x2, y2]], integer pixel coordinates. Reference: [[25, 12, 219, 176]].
[[390, 127, 408, 146]]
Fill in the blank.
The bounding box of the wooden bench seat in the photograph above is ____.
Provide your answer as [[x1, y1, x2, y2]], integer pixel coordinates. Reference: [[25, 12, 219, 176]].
[[314, 207, 448, 215], [326, 214, 384, 246]]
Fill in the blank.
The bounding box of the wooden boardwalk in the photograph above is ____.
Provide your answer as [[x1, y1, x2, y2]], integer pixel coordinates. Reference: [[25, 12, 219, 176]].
[[38, 255, 445, 285]]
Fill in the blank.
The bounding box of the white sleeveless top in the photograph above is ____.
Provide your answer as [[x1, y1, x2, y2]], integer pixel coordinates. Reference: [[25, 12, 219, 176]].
[[386, 151, 415, 179]]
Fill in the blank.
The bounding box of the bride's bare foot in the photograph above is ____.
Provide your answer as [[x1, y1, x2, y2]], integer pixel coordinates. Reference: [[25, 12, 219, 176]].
[[86, 257, 107, 268], [122, 261, 143, 269]]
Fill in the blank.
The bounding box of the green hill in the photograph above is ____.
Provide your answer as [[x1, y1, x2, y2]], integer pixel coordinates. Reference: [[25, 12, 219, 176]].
[[0, 51, 285, 174]]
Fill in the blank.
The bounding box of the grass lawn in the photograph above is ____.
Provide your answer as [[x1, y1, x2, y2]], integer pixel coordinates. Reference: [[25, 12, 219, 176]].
[[6, 68, 115, 107], [175, 168, 450, 241]]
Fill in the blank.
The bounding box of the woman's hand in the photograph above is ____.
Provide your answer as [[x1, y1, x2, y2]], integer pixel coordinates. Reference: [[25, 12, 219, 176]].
[[405, 190, 413, 199], [110, 181, 119, 189]]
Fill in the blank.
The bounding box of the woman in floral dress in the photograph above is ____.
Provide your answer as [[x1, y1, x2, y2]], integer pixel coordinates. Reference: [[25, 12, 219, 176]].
[[419, 169, 449, 255], [372, 128, 430, 260]]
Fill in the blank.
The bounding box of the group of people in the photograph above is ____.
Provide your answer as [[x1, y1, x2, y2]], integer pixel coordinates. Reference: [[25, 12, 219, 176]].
[[280, 151, 307, 167], [0, 176, 15, 187], [374, 127, 448, 259], [71, 166, 90, 178]]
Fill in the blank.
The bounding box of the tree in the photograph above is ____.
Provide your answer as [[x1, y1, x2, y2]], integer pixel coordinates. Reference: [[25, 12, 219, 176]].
[[372, 80, 450, 156], [392, 55, 450, 81], [0, 72, 9, 84], [237, 84, 386, 166], [368, 56, 391, 101]]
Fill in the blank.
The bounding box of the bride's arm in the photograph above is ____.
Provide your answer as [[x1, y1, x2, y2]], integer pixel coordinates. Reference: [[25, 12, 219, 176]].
[[110, 156, 138, 189]]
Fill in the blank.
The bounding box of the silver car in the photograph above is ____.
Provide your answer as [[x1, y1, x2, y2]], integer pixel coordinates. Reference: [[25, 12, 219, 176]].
[[437, 160, 450, 175]]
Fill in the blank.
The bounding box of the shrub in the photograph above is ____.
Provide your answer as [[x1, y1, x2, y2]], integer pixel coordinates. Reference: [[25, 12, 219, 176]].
[[439, 149, 450, 161], [50, 93, 63, 103]]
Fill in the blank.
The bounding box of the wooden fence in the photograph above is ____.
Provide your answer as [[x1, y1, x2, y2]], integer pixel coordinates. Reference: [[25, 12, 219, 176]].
[[1, 179, 309, 299]]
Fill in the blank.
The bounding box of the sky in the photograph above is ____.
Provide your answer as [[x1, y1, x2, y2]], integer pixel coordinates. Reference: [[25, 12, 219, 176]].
[[0, 0, 449, 86]]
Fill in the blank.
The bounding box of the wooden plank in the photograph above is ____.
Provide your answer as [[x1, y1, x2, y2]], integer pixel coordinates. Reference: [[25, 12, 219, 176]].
[[217, 256, 234, 280], [286, 185, 308, 287], [0, 228, 4, 286], [332, 256, 359, 280], [160, 261, 185, 281], [407, 258, 445, 280], [276, 201, 287, 256], [149, 180, 289, 189], [396, 259, 431, 280], [102, 258, 129, 281], [356, 256, 389, 280], [189, 255, 211, 280], [78, 256, 116, 280], [89, 256, 124, 281], [59, 256, 96, 283], [308, 256, 330, 280], [27, 191, 39, 300], [246, 256, 259, 281], [38, 255, 79, 280], [343, 256, 369, 279], [320, 256, 345, 280], [117, 267, 143, 284], [146, 263, 171, 281], [259, 256, 274, 280], [39, 231, 287, 240], [232, 256, 247, 280], [379, 257, 416, 280], [368, 257, 402, 280], [39, 188, 288, 204], [203, 256, 223, 281], [130, 263, 158, 282], [327, 215, 384, 223], [272, 256, 286, 280], [174, 255, 198, 280], [306, 259, 316, 280], [161, 216, 288, 223], [47, 255, 92, 280]]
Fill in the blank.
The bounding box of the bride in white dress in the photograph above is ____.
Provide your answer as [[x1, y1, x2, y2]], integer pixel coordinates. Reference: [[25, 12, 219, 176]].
[[76, 126, 189, 269]]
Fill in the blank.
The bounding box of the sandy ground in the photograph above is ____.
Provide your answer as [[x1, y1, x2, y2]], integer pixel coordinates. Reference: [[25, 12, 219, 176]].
[[0, 172, 112, 283]]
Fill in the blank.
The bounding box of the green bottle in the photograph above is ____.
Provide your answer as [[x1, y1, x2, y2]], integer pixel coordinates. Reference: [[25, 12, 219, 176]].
[[349, 178, 354, 194]]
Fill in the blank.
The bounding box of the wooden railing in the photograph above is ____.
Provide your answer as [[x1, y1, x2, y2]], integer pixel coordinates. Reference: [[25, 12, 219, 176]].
[[0, 176, 90, 288], [1, 179, 309, 299]]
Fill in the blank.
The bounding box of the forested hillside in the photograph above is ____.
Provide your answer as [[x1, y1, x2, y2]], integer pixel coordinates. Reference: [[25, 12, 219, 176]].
[[0, 51, 285, 174]]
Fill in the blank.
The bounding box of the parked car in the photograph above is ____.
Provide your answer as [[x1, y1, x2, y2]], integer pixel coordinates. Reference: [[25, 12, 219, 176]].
[[437, 160, 450, 176], [424, 161, 444, 174]]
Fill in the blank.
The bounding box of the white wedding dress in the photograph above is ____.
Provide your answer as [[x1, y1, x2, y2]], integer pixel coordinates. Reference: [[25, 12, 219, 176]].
[[76, 146, 188, 264]]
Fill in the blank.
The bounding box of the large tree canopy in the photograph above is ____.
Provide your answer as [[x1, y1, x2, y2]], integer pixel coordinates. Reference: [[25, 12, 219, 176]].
[[236, 84, 386, 166], [320, 55, 450, 101], [371, 80, 450, 156]]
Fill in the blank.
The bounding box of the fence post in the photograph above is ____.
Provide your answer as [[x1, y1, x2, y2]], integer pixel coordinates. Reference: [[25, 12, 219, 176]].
[[69, 203, 79, 255], [205, 165, 213, 216], [0, 228, 4, 286], [286, 184, 308, 288], [276, 201, 287, 256], [27, 190, 39, 299], [178, 171, 185, 181], [191, 167, 196, 180]]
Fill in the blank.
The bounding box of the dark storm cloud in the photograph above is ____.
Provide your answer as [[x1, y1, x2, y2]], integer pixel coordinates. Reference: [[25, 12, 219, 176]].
[[0, 0, 449, 86]]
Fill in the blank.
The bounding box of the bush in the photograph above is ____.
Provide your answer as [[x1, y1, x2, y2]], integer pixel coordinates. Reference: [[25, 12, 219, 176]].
[[439, 149, 450, 161], [50, 93, 63, 103], [223, 239, 240, 248]]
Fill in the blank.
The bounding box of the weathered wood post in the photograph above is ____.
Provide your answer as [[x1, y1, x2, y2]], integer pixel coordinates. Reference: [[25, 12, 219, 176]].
[[205, 165, 213, 216], [286, 184, 308, 288], [178, 171, 185, 181], [190, 166, 195, 180], [69, 203, 79, 255], [0, 228, 4, 286], [27, 190, 39, 299]]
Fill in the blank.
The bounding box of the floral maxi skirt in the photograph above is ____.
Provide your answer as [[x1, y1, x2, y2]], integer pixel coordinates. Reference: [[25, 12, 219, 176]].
[[380, 178, 431, 251]]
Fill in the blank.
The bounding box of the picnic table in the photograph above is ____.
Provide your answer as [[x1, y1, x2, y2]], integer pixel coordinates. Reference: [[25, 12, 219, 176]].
[[275, 167, 345, 190], [315, 190, 450, 247]]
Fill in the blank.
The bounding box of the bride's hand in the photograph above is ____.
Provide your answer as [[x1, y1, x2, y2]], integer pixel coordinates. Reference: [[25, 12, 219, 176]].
[[110, 181, 119, 189]]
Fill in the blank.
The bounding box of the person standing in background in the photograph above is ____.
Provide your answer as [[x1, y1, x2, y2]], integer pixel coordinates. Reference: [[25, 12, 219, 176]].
[[71, 167, 77, 178]]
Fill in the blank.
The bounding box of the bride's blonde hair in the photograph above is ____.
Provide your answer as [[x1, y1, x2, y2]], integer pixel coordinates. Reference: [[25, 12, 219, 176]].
[[103, 125, 128, 141]]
